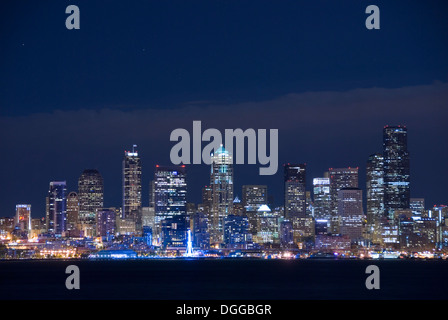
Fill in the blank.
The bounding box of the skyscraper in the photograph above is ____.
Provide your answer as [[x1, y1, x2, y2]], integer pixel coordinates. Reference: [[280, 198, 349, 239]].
[[383, 125, 410, 219], [66, 191, 79, 234], [242, 185, 268, 235], [210, 145, 234, 246], [329, 167, 358, 216], [78, 169, 104, 237], [338, 188, 364, 241], [312, 177, 331, 220], [15, 204, 31, 234], [366, 154, 385, 226], [46, 181, 67, 236], [284, 164, 307, 244], [122, 145, 142, 220], [223, 214, 251, 249], [284, 164, 307, 219], [154, 165, 187, 245], [96, 208, 116, 237], [410, 198, 425, 218]]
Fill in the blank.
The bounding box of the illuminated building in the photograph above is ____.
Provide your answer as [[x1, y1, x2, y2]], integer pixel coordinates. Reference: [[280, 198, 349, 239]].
[[192, 211, 210, 249], [428, 205, 448, 249], [256, 205, 279, 244], [306, 191, 313, 216], [223, 214, 251, 249], [338, 188, 364, 242], [284, 164, 307, 243], [366, 154, 385, 223], [149, 179, 156, 207], [210, 145, 234, 245], [313, 177, 331, 220], [0, 217, 15, 237], [279, 219, 294, 248], [201, 185, 213, 210], [383, 125, 410, 220], [380, 218, 400, 249], [116, 214, 136, 236], [154, 165, 187, 246], [161, 215, 188, 248], [46, 181, 67, 236], [66, 192, 79, 235], [315, 219, 329, 235], [78, 169, 104, 237], [142, 206, 155, 234], [233, 196, 245, 216], [366, 154, 385, 244], [242, 185, 268, 235], [31, 218, 45, 236], [142, 226, 153, 246], [410, 198, 425, 219], [284, 164, 306, 219], [15, 204, 31, 234], [329, 167, 358, 216], [315, 234, 351, 251], [96, 208, 116, 237], [122, 145, 142, 222]]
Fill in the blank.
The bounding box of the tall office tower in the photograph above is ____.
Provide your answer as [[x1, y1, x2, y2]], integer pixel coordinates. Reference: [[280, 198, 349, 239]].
[[122, 145, 142, 220], [210, 145, 234, 246], [149, 180, 156, 208], [78, 169, 104, 237], [313, 178, 331, 220], [202, 185, 213, 208], [66, 192, 79, 234], [154, 165, 187, 246], [279, 219, 294, 247], [410, 198, 425, 219], [366, 154, 385, 243], [223, 214, 251, 249], [193, 211, 210, 249], [429, 205, 448, 249], [329, 167, 359, 217], [96, 208, 116, 237], [284, 164, 306, 243], [15, 204, 31, 234], [161, 215, 188, 248], [242, 185, 268, 235], [338, 188, 364, 241], [383, 125, 410, 220], [46, 181, 67, 236], [142, 206, 155, 234], [256, 205, 279, 244], [306, 191, 313, 216], [284, 164, 307, 218], [233, 196, 245, 216]]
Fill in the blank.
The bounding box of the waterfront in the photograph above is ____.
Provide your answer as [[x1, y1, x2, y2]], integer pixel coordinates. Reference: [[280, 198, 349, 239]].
[[0, 259, 447, 300]]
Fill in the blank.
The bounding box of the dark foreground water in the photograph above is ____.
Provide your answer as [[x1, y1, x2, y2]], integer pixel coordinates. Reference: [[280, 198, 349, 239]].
[[0, 259, 447, 300]]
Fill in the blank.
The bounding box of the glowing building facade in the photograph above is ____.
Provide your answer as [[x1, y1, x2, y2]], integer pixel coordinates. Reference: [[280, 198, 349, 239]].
[[15, 204, 31, 234], [46, 181, 67, 236], [154, 165, 187, 246], [122, 145, 142, 220], [78, 169, 104, 237], [210, 146, 234, 245], [383, 125, 410, 219]]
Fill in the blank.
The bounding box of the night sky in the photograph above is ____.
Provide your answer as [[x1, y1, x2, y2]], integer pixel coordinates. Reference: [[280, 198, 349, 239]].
[[1, 0, 447, 218]]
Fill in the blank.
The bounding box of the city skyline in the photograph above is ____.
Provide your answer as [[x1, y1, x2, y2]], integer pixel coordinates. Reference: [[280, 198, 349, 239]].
[[1, 1, 447, 222], [2, 123, 447, 221]]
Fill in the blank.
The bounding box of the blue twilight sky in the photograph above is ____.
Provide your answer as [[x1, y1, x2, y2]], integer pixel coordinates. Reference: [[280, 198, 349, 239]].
[[0, 0, 447, 218]]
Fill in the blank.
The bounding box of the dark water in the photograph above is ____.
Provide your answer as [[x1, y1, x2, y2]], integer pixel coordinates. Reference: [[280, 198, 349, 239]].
[[0, 259, 447, 300]]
